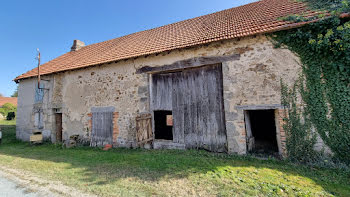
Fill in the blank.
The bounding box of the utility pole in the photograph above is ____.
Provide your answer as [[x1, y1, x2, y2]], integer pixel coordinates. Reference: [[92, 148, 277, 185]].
[[36, 48, 41, 89]]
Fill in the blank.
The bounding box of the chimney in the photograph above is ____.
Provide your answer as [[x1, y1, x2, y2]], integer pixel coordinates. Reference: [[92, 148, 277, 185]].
[[70, 40, 85, 51]]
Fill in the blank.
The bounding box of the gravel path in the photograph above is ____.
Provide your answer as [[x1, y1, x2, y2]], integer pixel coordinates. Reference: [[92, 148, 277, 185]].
[[0, 167, 97, 197], [0, 175, 38, 197]]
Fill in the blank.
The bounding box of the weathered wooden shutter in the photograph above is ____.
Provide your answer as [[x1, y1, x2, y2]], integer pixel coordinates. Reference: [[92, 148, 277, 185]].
[[136, 114, 153, 145], [90, 107, 114, 147], [151, 74, 173, 111]]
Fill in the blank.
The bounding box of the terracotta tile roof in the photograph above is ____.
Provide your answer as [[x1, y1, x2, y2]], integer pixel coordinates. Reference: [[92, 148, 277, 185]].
[[15, 0, 317, 81], [0, 97, 17, 107]]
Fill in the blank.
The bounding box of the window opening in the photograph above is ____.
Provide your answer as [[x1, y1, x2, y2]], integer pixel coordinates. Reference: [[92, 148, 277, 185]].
[[154, 110, 173, 140]]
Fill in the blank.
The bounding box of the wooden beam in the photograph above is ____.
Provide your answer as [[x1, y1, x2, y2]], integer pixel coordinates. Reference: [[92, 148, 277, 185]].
[[136, 54, 240, 74]]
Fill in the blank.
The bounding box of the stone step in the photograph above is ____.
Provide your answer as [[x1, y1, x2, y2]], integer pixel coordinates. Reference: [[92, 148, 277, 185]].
[[153, 140, 185, 150]]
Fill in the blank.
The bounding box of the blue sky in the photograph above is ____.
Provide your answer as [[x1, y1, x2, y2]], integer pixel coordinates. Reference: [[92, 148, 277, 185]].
[[0, 0, 257, 97]]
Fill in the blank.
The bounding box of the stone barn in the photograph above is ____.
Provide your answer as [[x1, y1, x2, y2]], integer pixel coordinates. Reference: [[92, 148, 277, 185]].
[[14, 0, 325, 155]]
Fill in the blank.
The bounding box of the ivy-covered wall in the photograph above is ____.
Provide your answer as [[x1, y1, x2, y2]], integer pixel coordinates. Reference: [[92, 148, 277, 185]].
[[272, 0, 350, 164]]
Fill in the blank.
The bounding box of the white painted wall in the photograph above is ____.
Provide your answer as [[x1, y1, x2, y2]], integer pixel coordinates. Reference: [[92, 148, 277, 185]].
[[16, 78, 36, 141]]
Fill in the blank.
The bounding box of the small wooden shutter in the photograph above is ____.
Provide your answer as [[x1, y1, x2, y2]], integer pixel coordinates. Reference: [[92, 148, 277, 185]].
[[136, 114, 152, 145], [90, 107, 114, 147]]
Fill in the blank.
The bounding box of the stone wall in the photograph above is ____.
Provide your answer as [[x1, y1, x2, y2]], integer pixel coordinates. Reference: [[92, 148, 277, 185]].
[[17, 34, 329, 155], [221, 35, 302, 154]]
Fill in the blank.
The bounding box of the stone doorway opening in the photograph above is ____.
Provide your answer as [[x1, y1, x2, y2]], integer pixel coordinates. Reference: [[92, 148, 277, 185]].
[[154, 110, 173, 140], [245, 109, 279, 155]]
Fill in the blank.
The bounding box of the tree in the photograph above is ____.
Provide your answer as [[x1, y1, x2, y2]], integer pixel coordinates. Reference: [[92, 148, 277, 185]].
[[0, 103, 17, 118], [11, 86, 18, 97], [2, 103, 16, 111]]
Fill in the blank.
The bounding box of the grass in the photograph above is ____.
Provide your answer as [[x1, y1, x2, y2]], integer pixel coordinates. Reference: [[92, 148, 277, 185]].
[[0, 119, 16, 126], [0, 126, 349, 197]]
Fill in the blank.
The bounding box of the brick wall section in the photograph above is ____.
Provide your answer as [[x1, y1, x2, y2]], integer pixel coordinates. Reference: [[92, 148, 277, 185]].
[[87, 113, 92, 133], [276, 109, 287, 157], [112, 112, 119, 146], [86, 112, 120, 146]]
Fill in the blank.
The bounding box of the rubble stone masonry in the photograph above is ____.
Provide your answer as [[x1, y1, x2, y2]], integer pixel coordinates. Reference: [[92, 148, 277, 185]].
[[17, 35, 329, 155]]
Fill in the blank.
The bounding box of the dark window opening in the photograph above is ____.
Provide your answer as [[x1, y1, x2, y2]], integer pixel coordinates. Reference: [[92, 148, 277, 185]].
[[246, 110, 278, 154], [154, 110, 173, 140]]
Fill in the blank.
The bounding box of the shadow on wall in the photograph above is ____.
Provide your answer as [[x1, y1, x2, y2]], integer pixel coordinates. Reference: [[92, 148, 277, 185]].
[[0, 126, 348, 196]]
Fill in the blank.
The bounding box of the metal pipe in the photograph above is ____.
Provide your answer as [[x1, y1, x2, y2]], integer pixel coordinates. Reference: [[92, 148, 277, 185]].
[[37, 48, 41, 89]]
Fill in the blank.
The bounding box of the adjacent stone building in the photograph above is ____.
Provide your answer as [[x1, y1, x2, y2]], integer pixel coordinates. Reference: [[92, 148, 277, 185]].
[[14, 0, 325, 155]]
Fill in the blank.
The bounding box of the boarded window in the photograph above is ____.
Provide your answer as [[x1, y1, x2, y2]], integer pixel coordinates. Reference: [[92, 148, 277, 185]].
[[34, 110, 44, 129], [35, 83, 45, 103], [90, 107, 114, 147]]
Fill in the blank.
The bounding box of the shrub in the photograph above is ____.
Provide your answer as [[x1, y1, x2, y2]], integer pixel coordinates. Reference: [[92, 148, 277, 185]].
[[6, 112, 15, 120], [0, 103, 17, 119]]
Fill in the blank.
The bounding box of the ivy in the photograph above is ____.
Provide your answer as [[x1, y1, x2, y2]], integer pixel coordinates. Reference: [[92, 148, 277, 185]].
[[298, 0, 350, 13], [280, 79, 318, 164], [272, 0, 350, 164]]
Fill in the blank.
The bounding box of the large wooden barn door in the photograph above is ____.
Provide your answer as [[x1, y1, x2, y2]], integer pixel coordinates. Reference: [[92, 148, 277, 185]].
[[152, 64, 227, 152]]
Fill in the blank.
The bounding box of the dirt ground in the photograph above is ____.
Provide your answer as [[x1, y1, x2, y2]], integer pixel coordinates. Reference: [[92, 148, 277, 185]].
[[0, 166, 96, 197]]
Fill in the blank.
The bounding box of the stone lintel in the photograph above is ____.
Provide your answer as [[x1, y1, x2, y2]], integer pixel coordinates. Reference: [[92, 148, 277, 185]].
[[91, 106, 115, 113], [235, 104, 285, 110]]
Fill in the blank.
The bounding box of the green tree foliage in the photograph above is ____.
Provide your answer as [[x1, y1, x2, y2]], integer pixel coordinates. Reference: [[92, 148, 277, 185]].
[[11, 86, 18, 97], [273, 0, 350, 164], [0, 103, 17, 119], [302, 0, 349, 12]]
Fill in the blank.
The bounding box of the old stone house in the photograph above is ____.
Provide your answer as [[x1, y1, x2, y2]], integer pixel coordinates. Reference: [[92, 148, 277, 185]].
[[14, 0, 326, 155]]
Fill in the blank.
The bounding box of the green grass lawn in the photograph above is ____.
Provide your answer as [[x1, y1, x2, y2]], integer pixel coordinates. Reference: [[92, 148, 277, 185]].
[[0, 119, 16, 126], [0, 126, 349, 197]]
